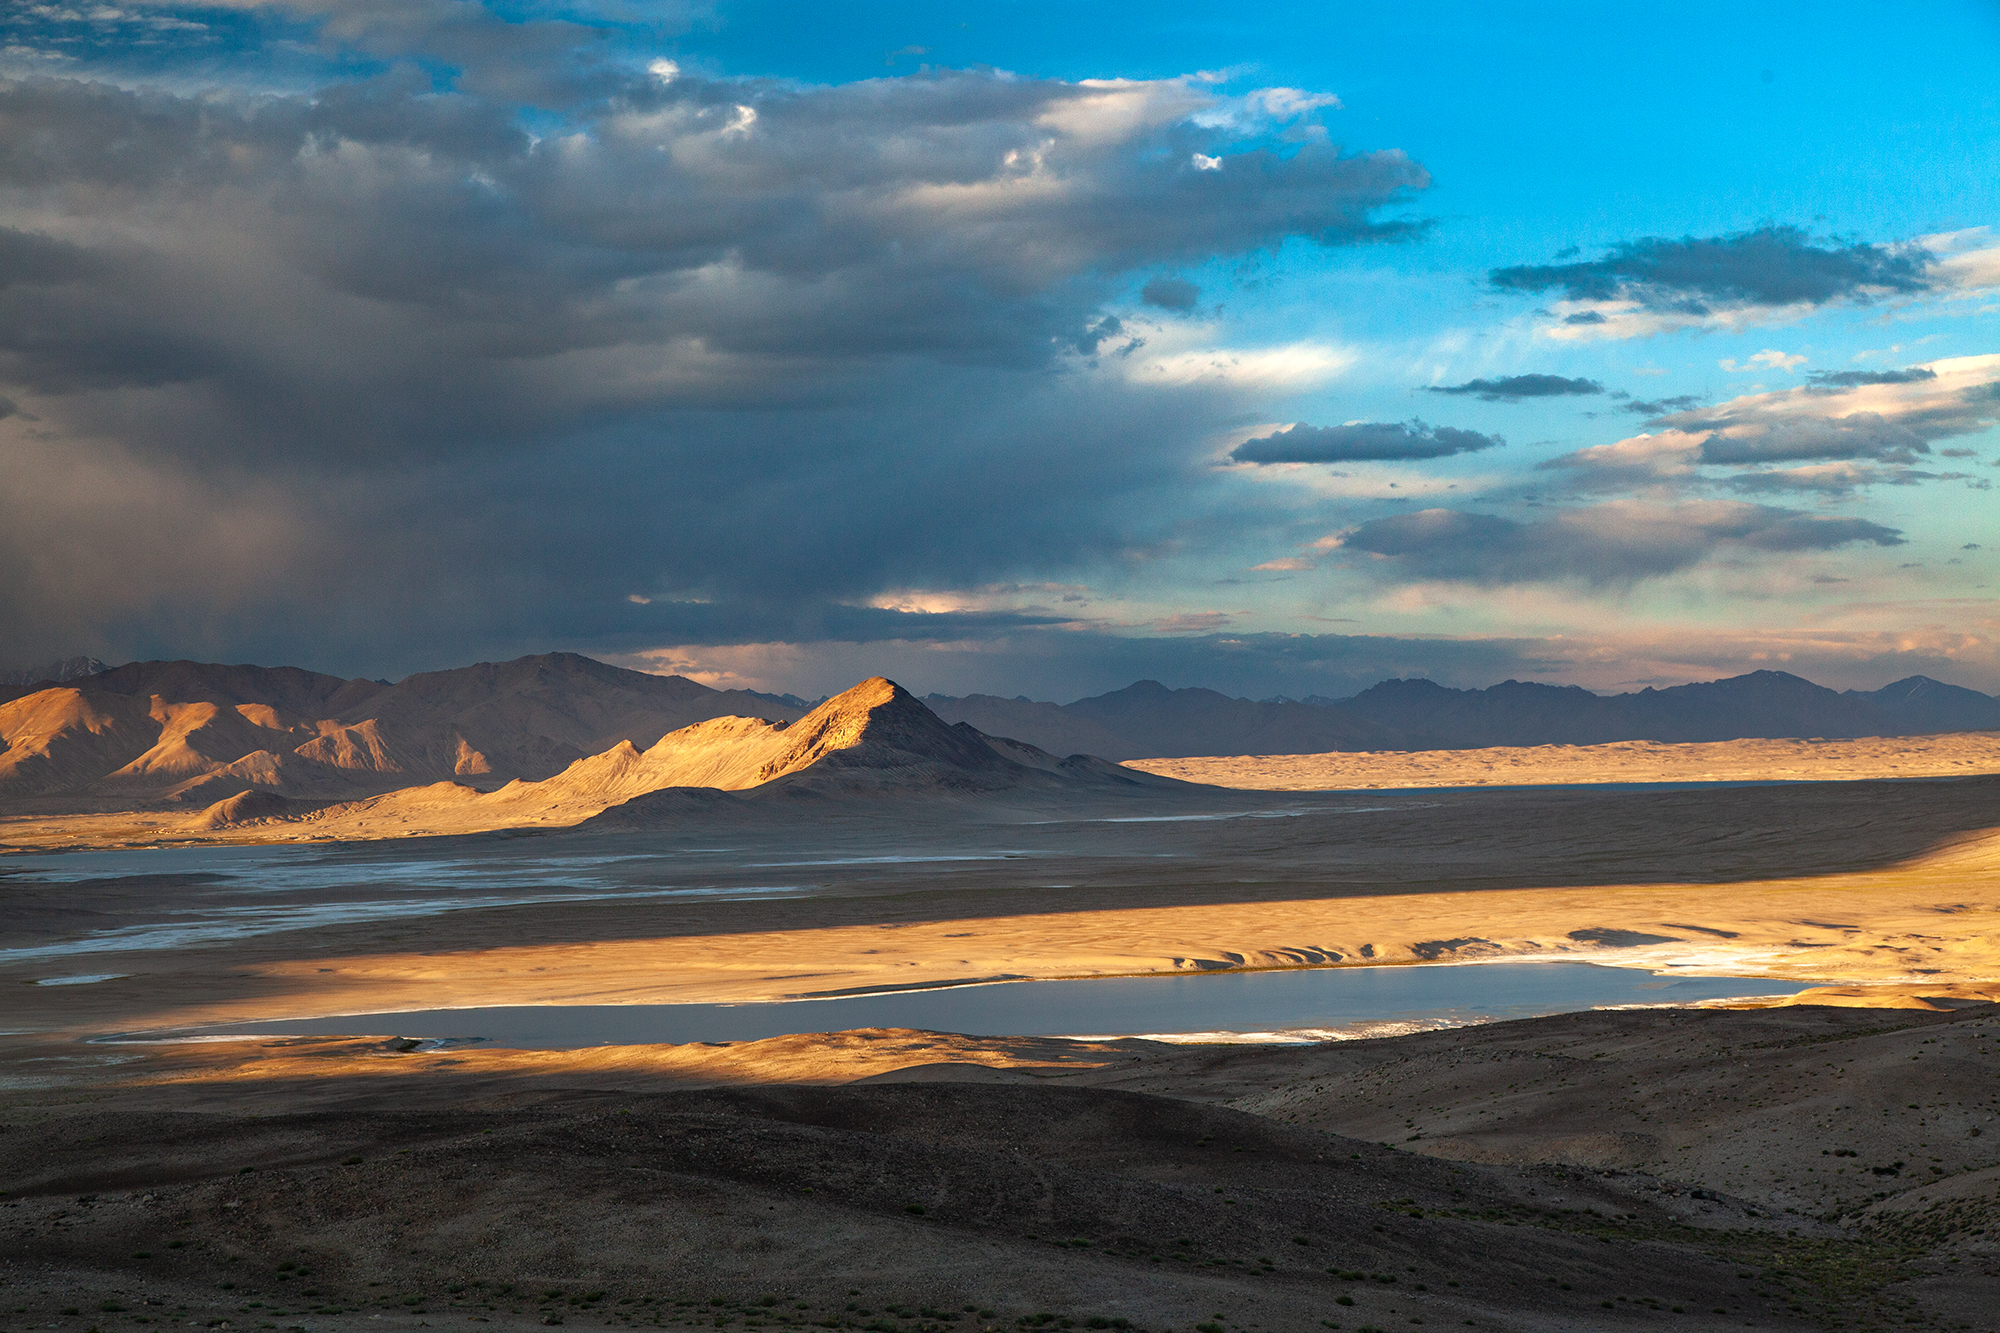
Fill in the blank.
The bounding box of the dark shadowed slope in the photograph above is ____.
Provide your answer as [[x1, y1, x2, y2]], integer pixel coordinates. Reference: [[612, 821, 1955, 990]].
[[1849, 675, 2000, 732], [0, 1077, 1829, 1333], [927, 682, 1400, 760]]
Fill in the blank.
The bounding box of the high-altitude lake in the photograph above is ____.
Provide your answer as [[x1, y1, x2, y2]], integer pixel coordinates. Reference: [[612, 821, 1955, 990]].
[[181, 961, 1809, 1048]]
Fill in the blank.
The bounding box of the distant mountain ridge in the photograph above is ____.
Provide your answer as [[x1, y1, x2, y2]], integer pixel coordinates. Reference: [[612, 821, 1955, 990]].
[[0, 656, 110, 689], [4, 654, 1996, 807], [925, 669, 2000, 759]]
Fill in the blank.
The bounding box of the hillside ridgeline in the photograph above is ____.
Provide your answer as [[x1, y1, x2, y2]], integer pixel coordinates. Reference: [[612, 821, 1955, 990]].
[[259, 677, 1183, 836], [0, 653, 803, 803]]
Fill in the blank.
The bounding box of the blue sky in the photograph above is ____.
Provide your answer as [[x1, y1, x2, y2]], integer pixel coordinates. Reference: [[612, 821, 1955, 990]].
[[2, 0, 1996, 697]]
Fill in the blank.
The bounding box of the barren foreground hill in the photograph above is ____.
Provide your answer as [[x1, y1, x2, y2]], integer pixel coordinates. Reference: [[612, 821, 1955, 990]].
[[1, 1001, 1994, 1333]]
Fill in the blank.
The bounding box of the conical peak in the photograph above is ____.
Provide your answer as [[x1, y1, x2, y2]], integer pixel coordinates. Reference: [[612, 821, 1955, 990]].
[[822, 676, 903, 709], [756, 676, 998, 781]]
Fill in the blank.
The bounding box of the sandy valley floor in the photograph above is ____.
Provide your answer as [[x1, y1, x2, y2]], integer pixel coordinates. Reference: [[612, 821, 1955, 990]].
[[1126, 731, 2000, 791], [6, 775, 1997, 1041], [4, 764, 1999, 1332]]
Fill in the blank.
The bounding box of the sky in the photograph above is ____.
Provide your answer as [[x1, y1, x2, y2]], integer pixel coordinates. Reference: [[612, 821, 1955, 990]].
[[2, 0, 1998, 700]]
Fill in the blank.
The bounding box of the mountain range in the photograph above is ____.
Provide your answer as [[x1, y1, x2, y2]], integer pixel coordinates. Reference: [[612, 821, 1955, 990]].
[[2, 653, 1996, 809], [172, 675, 1186, 835], [0, 653, 806, 803], [925, 671, 2000, 760]]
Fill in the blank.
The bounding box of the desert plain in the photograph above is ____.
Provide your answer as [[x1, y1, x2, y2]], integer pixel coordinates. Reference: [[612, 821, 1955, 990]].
[[4, 678, 1999, 1333]]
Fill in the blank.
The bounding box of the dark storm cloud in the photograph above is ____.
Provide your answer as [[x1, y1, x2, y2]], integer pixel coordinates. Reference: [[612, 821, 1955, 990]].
[[1140, 276, 1201, 310], [0, 12, 1432, 672], [1230, 421, 1502, 463], [1424, 373, 1602, 401], [1334, 501, 1904, 586], [1490, 224, 1934, 313], [0, 61, 1427, 447]]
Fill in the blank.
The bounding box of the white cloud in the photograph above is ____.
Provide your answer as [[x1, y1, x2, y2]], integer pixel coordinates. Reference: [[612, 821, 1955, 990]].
[[1921, 226, 2000, 293], [1538, 298, 1817, 342], [1720, 349, 1806, 373], [1546, 353, 2000, 490], [1099, 316, 1356, 389]]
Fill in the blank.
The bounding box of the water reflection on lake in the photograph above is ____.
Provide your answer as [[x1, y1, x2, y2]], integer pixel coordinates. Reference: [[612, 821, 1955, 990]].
[[187, 960, 1809, 1048]]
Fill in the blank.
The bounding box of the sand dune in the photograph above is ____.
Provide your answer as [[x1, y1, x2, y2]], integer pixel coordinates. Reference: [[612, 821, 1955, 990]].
[[1128, 729, 2000, 790]]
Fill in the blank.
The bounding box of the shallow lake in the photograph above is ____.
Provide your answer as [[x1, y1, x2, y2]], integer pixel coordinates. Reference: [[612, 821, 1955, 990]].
[[186, 960, 1810, 1047]]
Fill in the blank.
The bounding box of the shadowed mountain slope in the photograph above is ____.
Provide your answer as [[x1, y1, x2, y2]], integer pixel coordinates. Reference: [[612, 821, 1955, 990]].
[[927, 682, 1401, 759], [1848, 674, 2000, 733]]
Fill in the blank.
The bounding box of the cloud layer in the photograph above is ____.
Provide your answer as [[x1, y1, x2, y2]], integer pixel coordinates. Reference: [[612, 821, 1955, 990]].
[[1425, 373, 1603, 401], [0, 14, 1431, 673], [1489, 224, 1999, 340], [1334, 501, 1905, 586], [1492, 225, 1932, 309], [1545, 355, 2000, 491], [1231, 420, 1502, 463], [2, 3, 1990, 699]]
